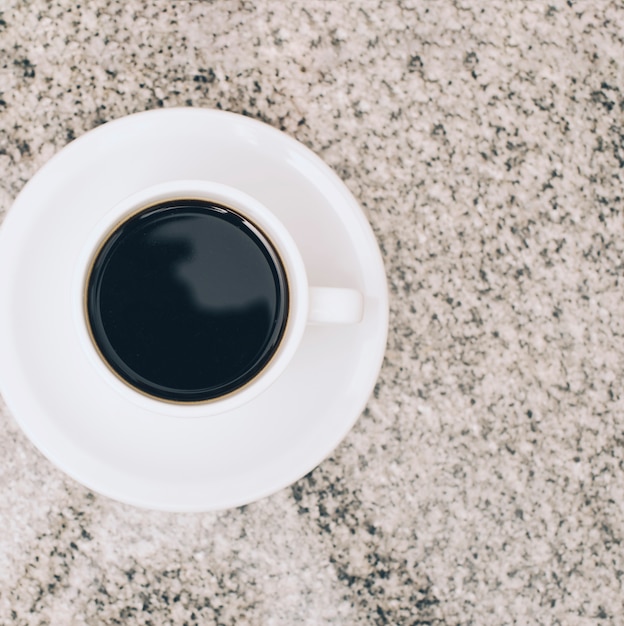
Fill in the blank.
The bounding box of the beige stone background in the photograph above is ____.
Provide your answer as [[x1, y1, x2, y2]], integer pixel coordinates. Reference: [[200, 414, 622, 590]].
[[1, 1, 623, 624]]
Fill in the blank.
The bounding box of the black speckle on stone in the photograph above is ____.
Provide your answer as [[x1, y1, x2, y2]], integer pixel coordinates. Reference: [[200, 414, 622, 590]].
[[464, 51, 478, 68], [303, 469, 317, 487], [291, 483, 303, 502], [0, 99, 6, 108], [17, 140, 30, 156], [408, 55, 423, 72], [194, 68, 216, 84], [14, 58, 35, 78], [81, 528, 92, 540], [336, 566, 356, 587], [591, 90, 615, 112], [414, 589, 440, 610], [119, 606, 136, 619]]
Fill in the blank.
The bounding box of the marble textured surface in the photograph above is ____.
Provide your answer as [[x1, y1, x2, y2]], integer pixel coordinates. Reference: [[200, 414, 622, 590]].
[[1, 0, 624, 623]]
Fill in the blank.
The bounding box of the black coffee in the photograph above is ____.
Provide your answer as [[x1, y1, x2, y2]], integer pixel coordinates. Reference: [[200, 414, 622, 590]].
[[86, 199, 288, 402]]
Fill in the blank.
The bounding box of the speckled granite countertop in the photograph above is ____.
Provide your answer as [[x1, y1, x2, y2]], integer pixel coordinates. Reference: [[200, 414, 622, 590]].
[[1, 0, 623, 624]]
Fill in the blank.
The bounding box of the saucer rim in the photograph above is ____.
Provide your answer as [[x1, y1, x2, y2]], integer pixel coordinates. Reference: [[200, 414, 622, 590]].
[[0, 108, 389, 511]]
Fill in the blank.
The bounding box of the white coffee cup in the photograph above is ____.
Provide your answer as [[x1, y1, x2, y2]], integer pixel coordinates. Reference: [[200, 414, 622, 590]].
[[73, 179, 364, 418]]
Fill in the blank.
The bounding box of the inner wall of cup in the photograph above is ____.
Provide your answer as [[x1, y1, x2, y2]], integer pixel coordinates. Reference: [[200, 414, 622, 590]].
[[83, 194, 293, 405]]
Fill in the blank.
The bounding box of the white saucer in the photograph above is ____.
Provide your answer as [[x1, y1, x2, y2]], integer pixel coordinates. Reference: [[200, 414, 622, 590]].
[[0, 108, 388, 511]]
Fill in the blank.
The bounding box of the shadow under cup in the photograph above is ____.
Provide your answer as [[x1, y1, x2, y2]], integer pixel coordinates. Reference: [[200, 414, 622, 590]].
[[85, 198, 289, 403]]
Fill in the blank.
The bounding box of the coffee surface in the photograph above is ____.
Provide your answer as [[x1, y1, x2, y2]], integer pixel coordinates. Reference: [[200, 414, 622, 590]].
[[86, 199, 288, 402]]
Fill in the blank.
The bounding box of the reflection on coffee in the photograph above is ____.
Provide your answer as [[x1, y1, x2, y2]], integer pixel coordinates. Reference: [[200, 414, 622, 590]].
[[86, 199, 289, 402]]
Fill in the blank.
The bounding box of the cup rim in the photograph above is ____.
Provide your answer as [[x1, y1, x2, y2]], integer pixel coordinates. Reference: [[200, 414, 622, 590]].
[[72, 179, 310, 417]]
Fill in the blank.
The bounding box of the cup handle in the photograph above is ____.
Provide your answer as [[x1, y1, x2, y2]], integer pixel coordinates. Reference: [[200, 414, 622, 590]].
[[308, 287, 364, 324]]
